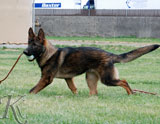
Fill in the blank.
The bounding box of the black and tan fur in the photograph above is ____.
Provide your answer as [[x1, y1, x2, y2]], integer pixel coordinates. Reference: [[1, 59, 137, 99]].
[[23, 28, 160, 95]]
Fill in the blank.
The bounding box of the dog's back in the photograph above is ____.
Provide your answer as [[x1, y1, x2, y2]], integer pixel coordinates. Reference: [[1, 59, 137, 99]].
[[45, 46, 116, 78]]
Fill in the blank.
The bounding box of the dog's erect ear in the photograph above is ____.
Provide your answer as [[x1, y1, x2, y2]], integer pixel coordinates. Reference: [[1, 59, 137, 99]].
[[38, 28, 45, 43], [28, 27, 35, 39]]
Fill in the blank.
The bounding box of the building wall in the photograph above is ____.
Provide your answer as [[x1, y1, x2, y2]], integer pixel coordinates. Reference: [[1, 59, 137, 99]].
[[36, 16, 160, 38], [0, 0, 32, 44]]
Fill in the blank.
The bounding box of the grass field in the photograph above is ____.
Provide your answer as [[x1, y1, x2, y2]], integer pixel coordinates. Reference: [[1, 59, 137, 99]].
[[0, 38, 160, 124]]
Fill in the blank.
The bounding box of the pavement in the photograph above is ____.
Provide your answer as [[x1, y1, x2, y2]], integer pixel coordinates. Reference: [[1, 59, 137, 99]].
[[0, 40, 154, 49], [0, 44, 27, 49]]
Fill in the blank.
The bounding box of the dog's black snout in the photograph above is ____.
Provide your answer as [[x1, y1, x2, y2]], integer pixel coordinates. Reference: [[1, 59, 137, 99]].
[[23, 49, 29, 56]]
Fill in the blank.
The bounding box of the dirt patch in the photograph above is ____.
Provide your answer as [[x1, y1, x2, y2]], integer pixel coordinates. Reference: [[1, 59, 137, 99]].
[[3, 49, 20, 51], [49, 40, 155, 47], [0, 40, 157, 49]]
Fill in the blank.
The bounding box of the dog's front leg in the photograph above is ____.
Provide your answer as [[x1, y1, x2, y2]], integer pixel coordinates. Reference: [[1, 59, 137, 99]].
[[65, 78, 77, 94], [30, 75, 54, 94]]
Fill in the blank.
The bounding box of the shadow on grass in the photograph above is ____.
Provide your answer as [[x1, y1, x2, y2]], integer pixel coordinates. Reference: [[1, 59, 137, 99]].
[[38, 89, 91, 99]]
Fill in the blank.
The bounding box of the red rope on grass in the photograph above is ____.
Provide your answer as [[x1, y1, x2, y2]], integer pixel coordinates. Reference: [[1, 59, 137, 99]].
[[0, 53, 23, 84], [133, 89, 157, 96]]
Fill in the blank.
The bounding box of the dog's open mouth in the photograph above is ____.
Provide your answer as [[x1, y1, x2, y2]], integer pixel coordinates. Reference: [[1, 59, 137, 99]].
[[26, 55, 35, 61]]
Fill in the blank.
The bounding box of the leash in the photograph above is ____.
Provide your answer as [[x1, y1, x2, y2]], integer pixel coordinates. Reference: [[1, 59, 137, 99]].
[[0, 53, 23, 84], [133, 89, 158, 96]]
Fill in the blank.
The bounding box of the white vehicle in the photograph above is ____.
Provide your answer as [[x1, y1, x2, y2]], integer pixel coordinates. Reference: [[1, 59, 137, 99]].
[[95, 0, 160, 9]]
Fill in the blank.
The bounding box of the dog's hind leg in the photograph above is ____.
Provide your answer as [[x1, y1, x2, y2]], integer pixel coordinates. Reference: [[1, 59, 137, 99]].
[[102, 79, 133, 95], [86, 71, 99, 95], [99, 66, 133, 95], [65, 78, 77, 94], [101, 79, 133, 95], [114, 80, 133, 95]]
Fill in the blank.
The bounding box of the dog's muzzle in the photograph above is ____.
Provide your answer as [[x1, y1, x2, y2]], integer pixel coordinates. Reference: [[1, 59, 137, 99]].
[[23, 49, 35, 61]]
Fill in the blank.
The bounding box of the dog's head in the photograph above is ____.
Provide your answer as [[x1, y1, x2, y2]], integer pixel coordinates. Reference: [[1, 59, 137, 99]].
[[23, 28, 46, 61]]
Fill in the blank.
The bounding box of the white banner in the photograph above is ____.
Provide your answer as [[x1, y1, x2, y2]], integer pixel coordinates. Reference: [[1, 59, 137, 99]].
[[35, 0, 81, 9]]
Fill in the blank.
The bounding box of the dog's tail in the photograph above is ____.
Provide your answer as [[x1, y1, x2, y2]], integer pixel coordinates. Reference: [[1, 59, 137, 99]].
[[113, 44, 160, 63]]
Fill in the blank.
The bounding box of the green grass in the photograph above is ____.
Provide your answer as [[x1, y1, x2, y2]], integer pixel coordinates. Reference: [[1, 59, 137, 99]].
[[0, 43, 160, 124], [47, 36, 160, 43]]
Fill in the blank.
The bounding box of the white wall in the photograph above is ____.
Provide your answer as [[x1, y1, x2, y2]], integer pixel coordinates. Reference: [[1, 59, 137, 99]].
[[0, 0, 32, 44]]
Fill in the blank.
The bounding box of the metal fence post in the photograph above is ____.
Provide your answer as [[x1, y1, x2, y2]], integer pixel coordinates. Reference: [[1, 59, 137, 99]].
[[32, 0, 35, 32]]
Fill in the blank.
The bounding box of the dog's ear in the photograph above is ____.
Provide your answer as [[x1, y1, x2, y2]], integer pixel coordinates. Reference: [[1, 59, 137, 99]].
[[38, 28, 45, 44], [28, 27, 35, 39]]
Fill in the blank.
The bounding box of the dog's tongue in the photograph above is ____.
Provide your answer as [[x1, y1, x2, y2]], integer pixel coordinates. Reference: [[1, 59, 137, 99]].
[[27, 55, 34, 61]]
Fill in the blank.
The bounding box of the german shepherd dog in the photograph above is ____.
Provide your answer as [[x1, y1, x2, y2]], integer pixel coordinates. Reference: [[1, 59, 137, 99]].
[[23, 28, 160, 95]]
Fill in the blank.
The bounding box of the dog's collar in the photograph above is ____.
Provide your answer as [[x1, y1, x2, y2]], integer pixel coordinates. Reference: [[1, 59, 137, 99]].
[[39, 47, 46, 58]]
